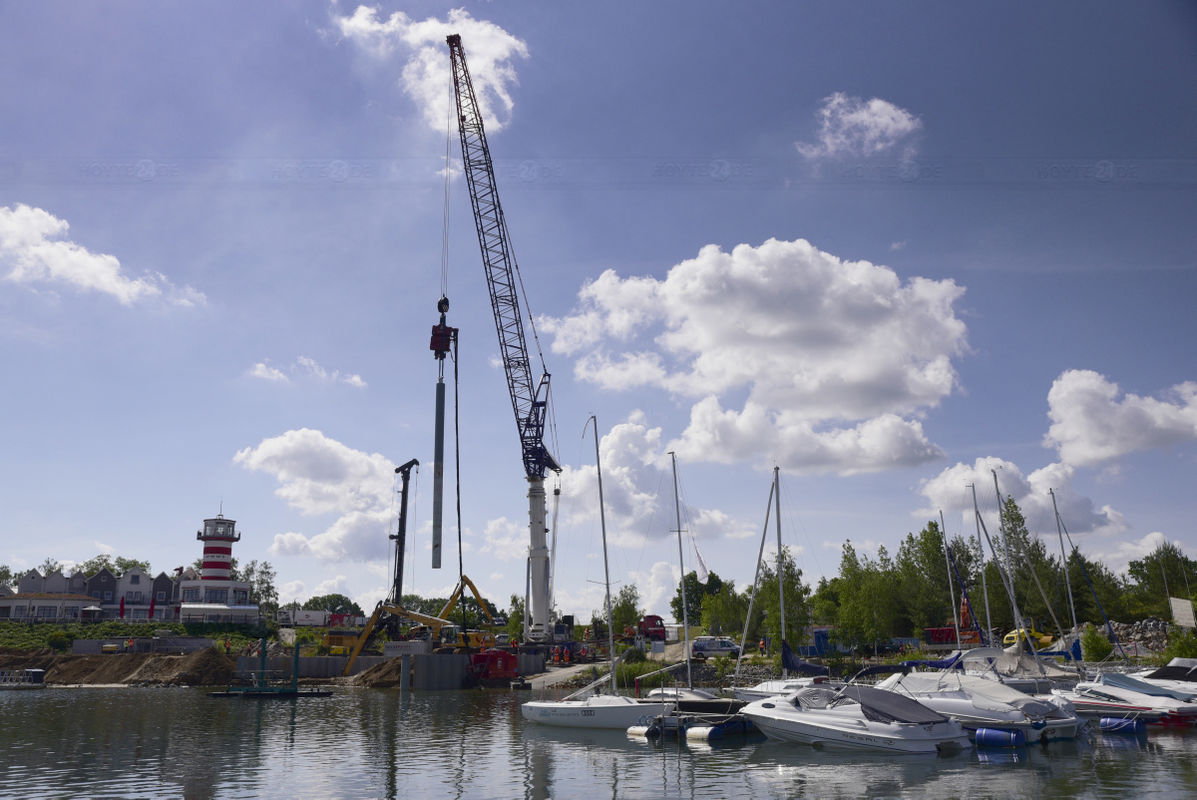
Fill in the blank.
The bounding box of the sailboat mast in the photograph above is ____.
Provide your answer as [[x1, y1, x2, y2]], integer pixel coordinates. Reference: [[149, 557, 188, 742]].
[[774, 466, 785, 674], [670, 452, 692, 689], [588, 416, 617, 693], [970, 483, 994, 646], [1050, 489, 1079, 635], [939, 510, 961, 649]]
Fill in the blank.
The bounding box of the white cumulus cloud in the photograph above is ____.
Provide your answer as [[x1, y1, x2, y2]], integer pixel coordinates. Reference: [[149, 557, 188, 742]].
[[1044, 369, 1197, 467], [332, 5, 528, 132], [0, 203, 205, 306], [541, 238, 967, 474], [918, 457, 1126, 544], [247, 356, 366, 388], [796, 92, 922, 161], [234, 429, 398, 562]]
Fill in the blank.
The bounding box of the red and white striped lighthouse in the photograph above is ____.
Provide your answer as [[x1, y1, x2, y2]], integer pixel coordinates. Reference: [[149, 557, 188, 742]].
[[196, 514, 240, 581]]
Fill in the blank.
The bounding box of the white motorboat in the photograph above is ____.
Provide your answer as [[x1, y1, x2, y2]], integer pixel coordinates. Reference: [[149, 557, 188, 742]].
[[739, 685, 971, 754], [728, 675, 836, 701], [1052, 673, 1197, 725], [521, 693, 670, 729], [876, 670, 1082, 743]]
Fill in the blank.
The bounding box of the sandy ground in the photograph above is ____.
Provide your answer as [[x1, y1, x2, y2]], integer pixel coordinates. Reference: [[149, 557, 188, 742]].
[[0, 648, 236, 686]]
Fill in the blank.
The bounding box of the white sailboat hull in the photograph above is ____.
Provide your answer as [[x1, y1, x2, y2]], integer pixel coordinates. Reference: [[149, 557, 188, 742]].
[[521, 695, 670, 730]]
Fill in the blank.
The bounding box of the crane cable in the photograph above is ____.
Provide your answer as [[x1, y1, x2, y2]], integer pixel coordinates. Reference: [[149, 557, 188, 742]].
[[440, 79, 453, 299]]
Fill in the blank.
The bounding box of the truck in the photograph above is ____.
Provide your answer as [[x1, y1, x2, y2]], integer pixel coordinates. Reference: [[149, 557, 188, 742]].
[[638, 615, 666, 641], [277, 609, 330, 627]]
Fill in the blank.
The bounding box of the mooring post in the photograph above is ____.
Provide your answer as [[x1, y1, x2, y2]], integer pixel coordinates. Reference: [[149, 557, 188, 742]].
[[400, 654, 411, 696]]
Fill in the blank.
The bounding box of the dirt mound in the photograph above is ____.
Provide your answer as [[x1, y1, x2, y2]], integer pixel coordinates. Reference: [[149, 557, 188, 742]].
[[172, 648, 236, 686], [353, 658, 406, 688], [0, 647, 237, 686]]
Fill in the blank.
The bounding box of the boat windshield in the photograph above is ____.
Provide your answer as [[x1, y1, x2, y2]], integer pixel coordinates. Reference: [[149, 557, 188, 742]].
[[839, 685, 949, 725]]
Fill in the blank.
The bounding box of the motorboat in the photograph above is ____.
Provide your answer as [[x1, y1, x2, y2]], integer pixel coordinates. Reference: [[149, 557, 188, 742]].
[[728, 675, 836, 701], [521, 693, 671, 730], [876, 669, 1082, 743], [1053, 673, 1197, 725], [1100, 669, 1197, 703], [958, 646, 1078, 694], [739, 684, 971, 754]]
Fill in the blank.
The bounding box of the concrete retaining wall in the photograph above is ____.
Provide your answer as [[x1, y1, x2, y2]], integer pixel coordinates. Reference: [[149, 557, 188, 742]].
[[233, 651, 545, 688], [72, 637, 213, 655]]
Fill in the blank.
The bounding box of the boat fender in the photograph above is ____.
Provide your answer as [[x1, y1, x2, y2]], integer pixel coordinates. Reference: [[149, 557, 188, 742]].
[[627, 724, 658, 739], [975, 728, 1026, 748], [1099, 717, 1146, 735], [685, 726, 720, 741]]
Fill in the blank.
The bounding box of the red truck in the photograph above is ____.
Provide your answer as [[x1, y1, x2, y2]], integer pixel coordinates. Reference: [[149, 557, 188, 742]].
[[638, 615, 666, 641]]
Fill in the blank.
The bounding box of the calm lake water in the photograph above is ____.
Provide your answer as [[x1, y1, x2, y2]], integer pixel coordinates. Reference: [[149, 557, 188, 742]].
[[4, 687, 1197, 799]]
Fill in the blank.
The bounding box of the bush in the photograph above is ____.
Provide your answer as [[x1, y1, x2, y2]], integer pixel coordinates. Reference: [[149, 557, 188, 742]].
[[1161, 629, 1197, 661], [622, 647, 646, 664], [1081, 623, 1114, 662], [46, 631, 71, 652]]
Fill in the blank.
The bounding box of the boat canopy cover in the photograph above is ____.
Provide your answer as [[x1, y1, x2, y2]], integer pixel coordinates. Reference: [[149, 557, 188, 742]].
[[838, 685, 949, 725], [782, 640, 829, 676], [1140, 665, 1196, 682], [899, 652, 962, 670], [1102, 671, 1197, 701]]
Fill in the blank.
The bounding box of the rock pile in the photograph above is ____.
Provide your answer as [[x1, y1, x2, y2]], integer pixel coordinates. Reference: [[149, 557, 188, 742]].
[[1106, 618, 1173, 653]]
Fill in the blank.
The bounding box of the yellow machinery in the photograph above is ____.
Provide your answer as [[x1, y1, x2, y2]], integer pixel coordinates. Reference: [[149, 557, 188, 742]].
[[340, 576, 501, 675]]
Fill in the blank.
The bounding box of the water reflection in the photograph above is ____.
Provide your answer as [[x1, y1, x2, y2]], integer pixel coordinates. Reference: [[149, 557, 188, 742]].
[[4, 689, 1197, 799]]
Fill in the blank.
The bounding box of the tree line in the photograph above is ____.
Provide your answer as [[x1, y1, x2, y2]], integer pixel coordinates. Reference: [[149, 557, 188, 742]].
[[645, 496, 1197, 652]]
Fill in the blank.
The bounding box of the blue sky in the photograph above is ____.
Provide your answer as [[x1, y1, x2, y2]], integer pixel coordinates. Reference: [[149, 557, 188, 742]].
[[2, 1, 1195, 622]]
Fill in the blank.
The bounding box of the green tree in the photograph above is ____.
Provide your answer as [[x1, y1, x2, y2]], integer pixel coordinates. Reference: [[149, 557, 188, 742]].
[[835, 542, 900, 652], [0, 564, 13, 591], [895, 521, 954, 635], [610, 584, 642, 634], [756, 546, 811, 650], [810, 576, 841, 626], [506, 595, 525, 641], [236, 560, 278, 616], [1126, 542, 1197, 619], [39, 557, 63, 575], [302, 593, 364, 616], [75, 554, 152, 577], [670, 570, 725, 631], [699, 580, 748, 638]]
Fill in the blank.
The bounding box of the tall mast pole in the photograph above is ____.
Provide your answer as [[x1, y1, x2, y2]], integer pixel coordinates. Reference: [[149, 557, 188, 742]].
[[940, 510, 961, 649], [670, 452, 692, 689], [970, 484, 994, 646], [588, 416, 617, 693], [774, 466, 785, 673], [1050, 489, 1079, 637]]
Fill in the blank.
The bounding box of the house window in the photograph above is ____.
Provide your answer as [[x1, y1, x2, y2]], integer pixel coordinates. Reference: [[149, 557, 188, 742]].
[[204, 589, 228, 604], [233, 589, 249, 605], [131, 575, 140, 584], [182, 588, 201, 602], [12, 606, 27, 618], [127, 592, 143, 604], [156, 591, 166, 601], [103, 591, 112, 601], [64, 607, 80, 619], [36, 607, 57, 619]]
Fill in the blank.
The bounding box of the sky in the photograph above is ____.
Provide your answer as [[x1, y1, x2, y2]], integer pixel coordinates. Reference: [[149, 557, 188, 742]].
[[2, 1, 1196, 625]]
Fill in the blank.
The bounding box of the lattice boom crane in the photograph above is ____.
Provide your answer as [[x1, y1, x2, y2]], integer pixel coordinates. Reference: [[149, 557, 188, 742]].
[[447, 34, 559, 643]]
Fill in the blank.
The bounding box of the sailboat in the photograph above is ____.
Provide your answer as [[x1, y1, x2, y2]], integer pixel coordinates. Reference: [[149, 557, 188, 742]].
[[521, 416, 671, 729], [726, 468, 830, 700]]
